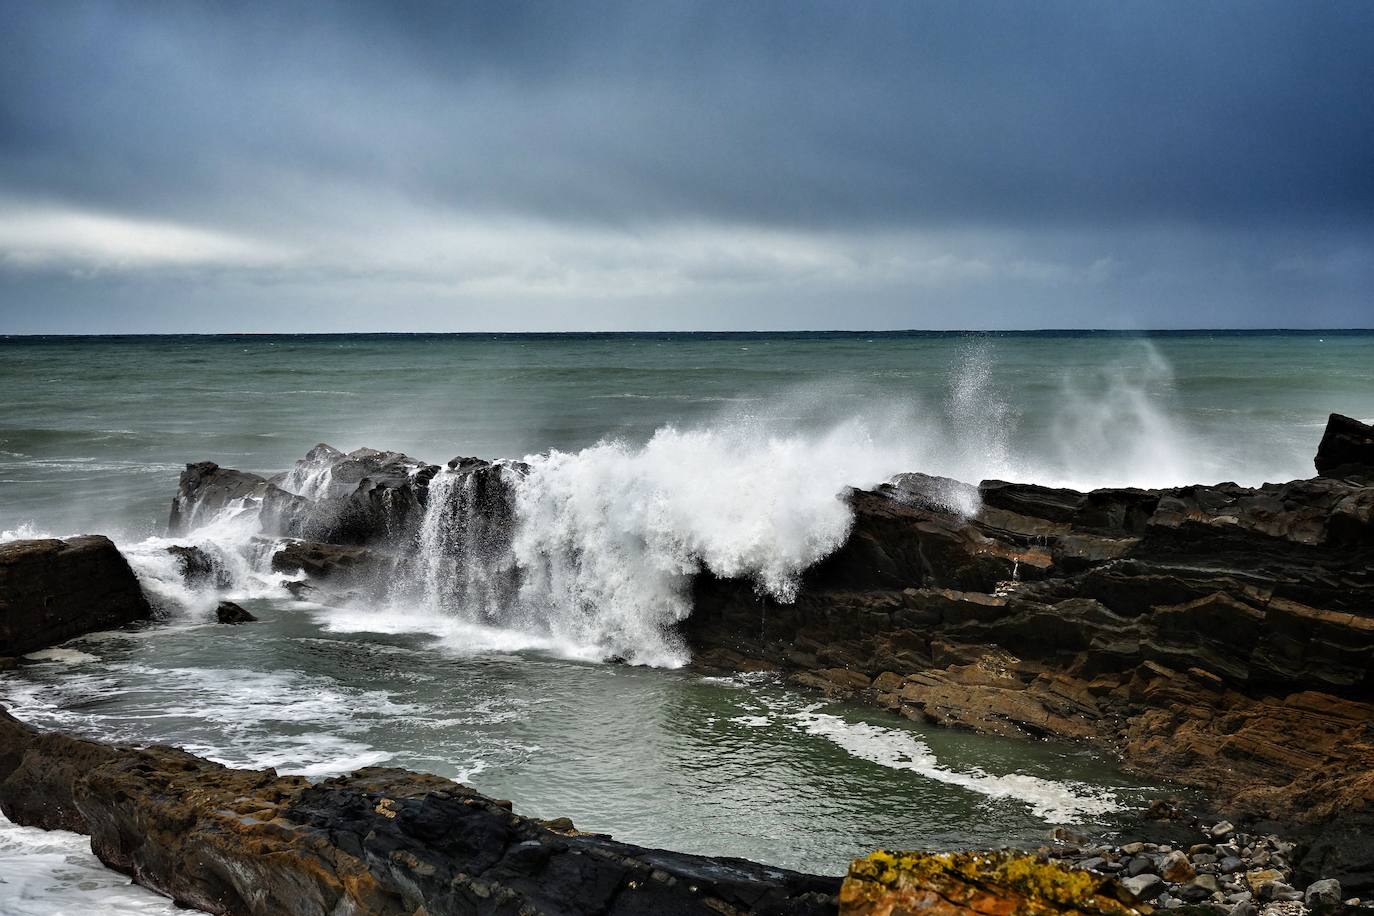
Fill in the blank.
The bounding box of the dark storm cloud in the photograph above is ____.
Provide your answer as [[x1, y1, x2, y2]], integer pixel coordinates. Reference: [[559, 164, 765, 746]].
[[4, 0, 1373, 229], [0, 0, 1371, 331]]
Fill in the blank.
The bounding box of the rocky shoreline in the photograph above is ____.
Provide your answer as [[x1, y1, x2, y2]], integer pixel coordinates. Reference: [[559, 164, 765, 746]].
[[1, 414, 1371, 914], [2, 704, 1362, 915], [684, 414, 1374, 898]]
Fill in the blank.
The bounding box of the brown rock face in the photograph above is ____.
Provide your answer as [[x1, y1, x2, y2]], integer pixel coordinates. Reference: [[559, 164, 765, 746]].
[[682, 436, 1374, 892], [0, 535, 152, 656], [0, 711, 839, 916]]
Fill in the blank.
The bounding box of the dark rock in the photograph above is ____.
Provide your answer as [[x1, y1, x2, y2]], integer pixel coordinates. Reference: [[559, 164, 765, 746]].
[[0, 536, 152, 656], [268, 444, 440, 546], [1178, 874, 1221, 902], [270, 540, 394, 583], [1315, 414, 1374, 478], [1292, 812, 1374, 898], [0, 709, 839, 915], [215, 601, 256, 624], [169, 462, 275, 536], [1306, 878, 1343, 909], [165, 544, 231, 589], [282, 579, 316, 600]]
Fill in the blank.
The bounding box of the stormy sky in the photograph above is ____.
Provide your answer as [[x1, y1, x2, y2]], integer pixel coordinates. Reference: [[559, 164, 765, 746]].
[[1, 1, 1371, 332]]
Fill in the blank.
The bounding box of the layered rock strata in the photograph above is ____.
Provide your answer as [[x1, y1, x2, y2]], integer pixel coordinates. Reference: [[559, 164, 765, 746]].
[[684, 415, 1374, 892], [0, 707, 840, 915], [159, 416, 1374, 894]]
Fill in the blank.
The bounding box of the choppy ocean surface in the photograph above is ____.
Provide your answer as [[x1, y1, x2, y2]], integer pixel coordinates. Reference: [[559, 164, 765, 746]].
[[1, 330, 1371, 912]]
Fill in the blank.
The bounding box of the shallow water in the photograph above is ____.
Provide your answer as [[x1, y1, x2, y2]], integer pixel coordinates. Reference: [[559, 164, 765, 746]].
[[0, 601, 1158, 878]]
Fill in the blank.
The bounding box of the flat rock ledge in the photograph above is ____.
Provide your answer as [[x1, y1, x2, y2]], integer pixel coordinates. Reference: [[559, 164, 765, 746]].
[[0, 706, 839, 916], [5, 707, 1362, 915]]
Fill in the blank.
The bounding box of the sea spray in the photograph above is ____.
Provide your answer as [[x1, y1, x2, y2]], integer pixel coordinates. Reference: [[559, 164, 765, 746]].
[[10, 342, 1234, 662], [416, 460, 521, 621], [503, 421, 920, 664]]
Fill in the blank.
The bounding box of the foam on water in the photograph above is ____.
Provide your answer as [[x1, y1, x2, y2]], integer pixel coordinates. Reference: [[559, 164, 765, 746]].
[[789, 706, 1120, 824], [0, 816, 182, 916], [21, 648, 99, 664]]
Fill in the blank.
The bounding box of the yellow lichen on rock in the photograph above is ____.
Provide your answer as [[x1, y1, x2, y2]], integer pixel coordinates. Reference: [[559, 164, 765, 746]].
[[840, 850, 1148, 916]]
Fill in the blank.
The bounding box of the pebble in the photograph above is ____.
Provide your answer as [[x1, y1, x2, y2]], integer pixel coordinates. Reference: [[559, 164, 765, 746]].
[[1042, 819, 1355, 916], [1304, 878, 1341, 908], [1121, 873, 1165, 900]]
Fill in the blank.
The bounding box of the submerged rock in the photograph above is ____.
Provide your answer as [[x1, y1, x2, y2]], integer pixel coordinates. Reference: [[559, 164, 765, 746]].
[[0, 535, 152, 656], [167, 544, 231, 589], [0, 709, 839, 916], [215, 600, 256, 624]]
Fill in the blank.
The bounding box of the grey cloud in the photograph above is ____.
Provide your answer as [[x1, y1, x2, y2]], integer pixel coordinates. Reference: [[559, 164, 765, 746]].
[[0, 1, 1371, 330]]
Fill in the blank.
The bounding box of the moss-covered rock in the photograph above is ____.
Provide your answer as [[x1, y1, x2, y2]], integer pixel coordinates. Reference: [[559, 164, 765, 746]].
[[839, 849, 1147, 915]]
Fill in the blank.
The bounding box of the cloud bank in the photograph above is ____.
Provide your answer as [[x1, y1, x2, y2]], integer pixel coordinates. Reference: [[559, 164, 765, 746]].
[[1, 0, 1371, 331]]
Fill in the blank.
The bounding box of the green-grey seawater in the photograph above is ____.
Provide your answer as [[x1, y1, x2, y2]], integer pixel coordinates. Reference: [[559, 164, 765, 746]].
[[1, 331, 1371, 912]]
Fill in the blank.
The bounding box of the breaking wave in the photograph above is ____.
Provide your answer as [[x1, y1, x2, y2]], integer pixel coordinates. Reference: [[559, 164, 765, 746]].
[[3, 343, 1239, 665]]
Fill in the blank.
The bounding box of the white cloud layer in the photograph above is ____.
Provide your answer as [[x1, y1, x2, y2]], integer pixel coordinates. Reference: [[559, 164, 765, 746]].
[[0, 202, 287, 270]]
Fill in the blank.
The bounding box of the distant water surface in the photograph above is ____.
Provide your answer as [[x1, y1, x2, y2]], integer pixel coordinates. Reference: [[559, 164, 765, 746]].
[[2, 330, 1371, 538]]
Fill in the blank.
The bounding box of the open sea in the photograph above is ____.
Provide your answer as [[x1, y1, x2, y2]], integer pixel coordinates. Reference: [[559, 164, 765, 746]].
[[1, 330, 1372, 913]]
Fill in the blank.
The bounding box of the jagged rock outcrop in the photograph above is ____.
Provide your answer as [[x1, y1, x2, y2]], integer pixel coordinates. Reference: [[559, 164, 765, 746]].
[[1315, 413, 1374, 479], [0, 709, 839, 916], [167, 544, 232, 588], [172, 447, 528, 606], [684, 414, 1374, 893], [169, 445, 441, 546], [0, 535, 152, 657], [169, 461, 283, 536]]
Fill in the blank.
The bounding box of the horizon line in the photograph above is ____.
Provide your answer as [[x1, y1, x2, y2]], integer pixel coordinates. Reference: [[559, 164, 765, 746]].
[[2, 327, 1373, 339]]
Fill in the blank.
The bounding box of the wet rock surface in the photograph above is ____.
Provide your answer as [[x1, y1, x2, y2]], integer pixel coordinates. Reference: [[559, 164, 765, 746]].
[[154, 419, 1374, 906], [0, 535, 153, 656], [0, 709, 839, 916], [169, 445, 440, 547], [214, 600, 256, 624], [684, 415, 1374, 895]]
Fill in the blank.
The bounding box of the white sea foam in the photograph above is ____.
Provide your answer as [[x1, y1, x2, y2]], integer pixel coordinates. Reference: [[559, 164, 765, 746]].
[[22, 648, 98, 664], [506, 419, 916, 665], [0, 815, 182, 916], [789, 706, 1120, 823], [118, 507, 292, 617], [0, 521, 56, 542]]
